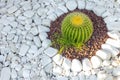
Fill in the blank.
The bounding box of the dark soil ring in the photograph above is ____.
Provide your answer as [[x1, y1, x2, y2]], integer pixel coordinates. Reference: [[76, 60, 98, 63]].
[[48, 9, 109, 61]]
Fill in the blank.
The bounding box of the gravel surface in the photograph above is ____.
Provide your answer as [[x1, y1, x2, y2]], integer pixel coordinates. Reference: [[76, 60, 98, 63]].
[[0, 0, 120, 80]]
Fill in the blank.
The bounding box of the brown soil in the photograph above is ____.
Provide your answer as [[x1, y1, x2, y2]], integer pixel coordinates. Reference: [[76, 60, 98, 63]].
[[48, 9, 109, 61]]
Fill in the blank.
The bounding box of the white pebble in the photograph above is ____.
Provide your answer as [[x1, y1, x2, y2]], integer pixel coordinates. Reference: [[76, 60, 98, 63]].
[[62, 58, 71, 70], [30, 27, 38, 35], [96, 50, 111, 60], [78, 71, 85, 80], [77, 0, 85, 9], [107, 31, 120, 40], [93, 6, 106, 16], [82, 58, 92, 71], [57, 76, 68, 80], [19, 44, 29, 56], [53, 65, 63, 75], [86, 1, 96, 10], [44, 47, 58, 57], [0, 67, 11, 80], [66, 0, 77, 11], [2, 26, 11, 32], [7, 6, 18, 14], [102, 60, 110, 66], [71, 59, 82, 72], [23, 10, 34, 18], [41, 54, 52, 67], [39, 32, 48, 41], [106, 38, 120, 48], [38, 25, 50, 33], [28, 45, 38, 53], [53, 54, 63, 66], [91, 56, 102, 68], [22, 3, 31, 11], [42, 39, 51, 48], [97, 71, 108, 80], [33, 36, 41, 47], [58, 5, 68, 13], [112, 67, 120, 76], [11, 69, 17, 79], [41, 19, 51, 27], [23, 69, 30, 78]]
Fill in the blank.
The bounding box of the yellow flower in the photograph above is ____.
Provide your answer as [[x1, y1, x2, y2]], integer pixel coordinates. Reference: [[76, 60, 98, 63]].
[[71, 15, 83, 26]]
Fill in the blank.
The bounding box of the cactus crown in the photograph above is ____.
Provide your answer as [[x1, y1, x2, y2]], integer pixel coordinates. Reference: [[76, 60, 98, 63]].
[[61, 12, 93, 48]]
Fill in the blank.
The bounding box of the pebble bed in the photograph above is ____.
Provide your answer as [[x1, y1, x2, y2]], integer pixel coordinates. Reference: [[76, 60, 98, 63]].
[[0, 0, 120, 80]]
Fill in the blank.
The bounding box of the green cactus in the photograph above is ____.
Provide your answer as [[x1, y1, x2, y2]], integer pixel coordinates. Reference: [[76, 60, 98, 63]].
[[61, 12, 93, 47]]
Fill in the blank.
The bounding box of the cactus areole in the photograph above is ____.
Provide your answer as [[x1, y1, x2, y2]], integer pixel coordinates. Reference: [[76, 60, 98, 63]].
[[61, 12, 93, 45]]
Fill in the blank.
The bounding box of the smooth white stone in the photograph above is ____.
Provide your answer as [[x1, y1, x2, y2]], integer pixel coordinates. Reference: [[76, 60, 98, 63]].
[[54, 9, 64, 17], [47, 13, 57, 21], [7, 6, 17, 14], [57, 76, 68, 80], [104, 16, 117, 24], [82, 58, 92, 71], [44, 47, 58, 57], [0, 67, 11, 80], [28, 45, 38, 53], [105, 75, 113, 80], [15, 65, 22, 71], [101, 44, 119, 57], [86, 1, 96, 10], [63, 70, 70, 76], [42, 39, 51, 48], [39, 32, 48, 41], [41, 54, 52, 67], [26, 33, 33, 40], [23, 10, 34, 18], [0, 55, 5, 62], [107, 31, 120, 40], [23, 69, 30, 78], [97, 71, 108, 80], [9, 21, 18, 28], [7, 34, 15, 40], [11, 69, 17, 79], [53, 54, 63, 66], [53, 65, 62, 75], [71, 76, 79, 80], [89, 75, 97, 80], [33, 36, 41, 47], [77, 0, 85, 9], [38, 25, 50, 33], [66, 0, 77, 11], [58, 5, 68, 13], [71, 59, 82, 72], [2, 26, 11, 32], [112, 60, 119, 67], [96, 50, 111, 60], [7, 17, 15, 21], [91, 56, 102, 68], [33, 3, 40, 10], [37, 8, 48, 16], [41, 19, 51, 27], [30, 27, 38, 35], [22, 3, 31, 11], [19, 44, 29, 56], [102, 60, 110, 66], [62, 58, 71, 70], [112, 67, 120, 76], [15, 10, 21, 17], [106, 38, 120, 48], [93, 6, 106, 16], [44, 63, 52, 73], [102, 11, 111, 18], [78, 71, 85, 80], [116, 76, 120, 80]]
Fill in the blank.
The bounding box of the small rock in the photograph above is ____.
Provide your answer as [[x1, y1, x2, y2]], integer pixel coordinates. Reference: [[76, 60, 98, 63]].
[[39, 32, 48, 41], [102, 11, 111, 18], [2, 26, 11, 32], [41, 54, 52, 67], [47, 13, 57, 21], [66, 0, 77, 11], [19, 44, 29, 56], [86, 1, 96, 10], [44, 47, 58, 57], [38, 25, 50, 33], [22, 3, 31, 11], [91, 56, 102, 68], [30, 27, 38, 35], [53, 65, 63, 75], [112, 67, 120, 76], [93, 6, 106, 16], [9, 21, 18, 28], [107, 31, 120, 40], [58, 5, 68, 13], [78, 71, 85, 80], [37, 8, 48, 16], [77, 0, 85, 9], [57, 76, 68, 80], [102, 60, 110, 66], [23, 69, 30, 78], [62, 58, 71, 70], [0, 67, 11, 80], [0, 55, 5, 62], [97, 71, 108, 80], [42, 39, 51, 48], [71, 76, 79, 80], [41, 19, 51, 27], [101, 44, 119, 57], [89, 74, 97, 80], [11, 69, 17, 79], [106, 38, 120, 48], [54, 9, 64, 17], [82, 58, 92, 71], [96, 50, 111, 60], [52, 54, 63, 66], [28, 45, 38, 53], [23, 10, 34, 18], [7, 6, 18, 14], [33, 36, 41, 47], [112, 60, 119, 67], [44, 63, 52, 73], [71, 59, 82, 72]]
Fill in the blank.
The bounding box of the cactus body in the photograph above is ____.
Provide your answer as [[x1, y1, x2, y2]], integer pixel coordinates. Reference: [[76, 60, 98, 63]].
[[61, 12, 93, 45]]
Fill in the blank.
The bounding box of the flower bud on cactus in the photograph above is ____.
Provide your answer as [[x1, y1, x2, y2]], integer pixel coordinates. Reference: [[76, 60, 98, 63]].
[[61, 12, 93, 45]]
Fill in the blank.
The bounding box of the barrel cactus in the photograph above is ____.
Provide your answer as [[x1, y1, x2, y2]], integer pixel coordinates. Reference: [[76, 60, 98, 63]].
[[61, 12, 93, 47]]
